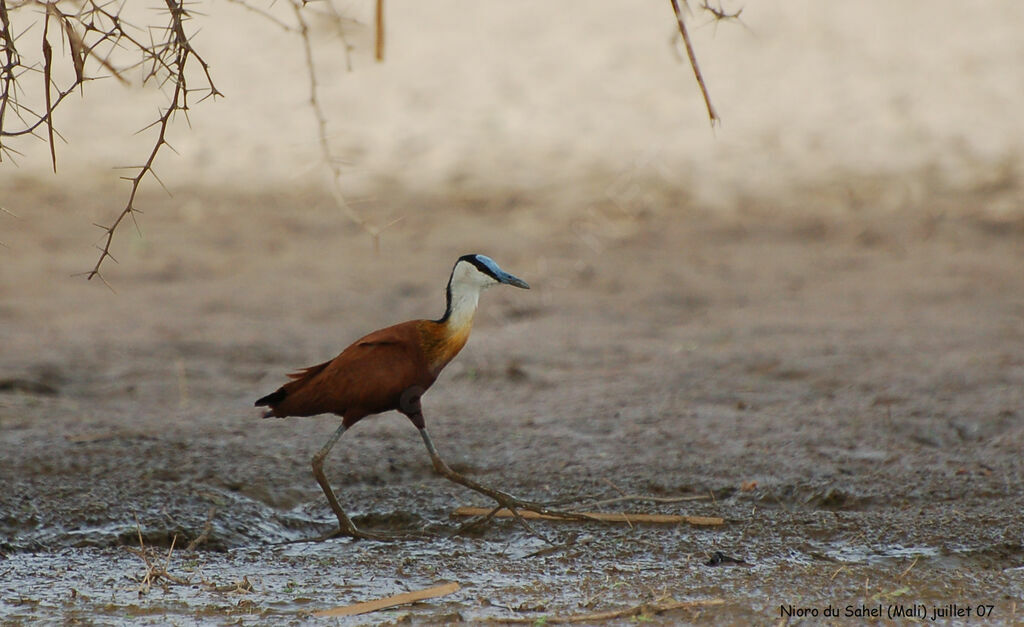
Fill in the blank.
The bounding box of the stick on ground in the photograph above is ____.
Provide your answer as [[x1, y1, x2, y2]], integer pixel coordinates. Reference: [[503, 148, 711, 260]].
[[452, 507, 724, 526], [312, 582, 461, 618]]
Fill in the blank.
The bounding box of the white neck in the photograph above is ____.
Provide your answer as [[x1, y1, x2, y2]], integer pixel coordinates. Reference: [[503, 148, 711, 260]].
[[445, 280, 482, 330]]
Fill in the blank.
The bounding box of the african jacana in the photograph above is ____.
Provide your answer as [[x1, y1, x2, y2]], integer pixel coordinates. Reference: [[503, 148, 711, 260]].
[[256, 254, 570, 540]]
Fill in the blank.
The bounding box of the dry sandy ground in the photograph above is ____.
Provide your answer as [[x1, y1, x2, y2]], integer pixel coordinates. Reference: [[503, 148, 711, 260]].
[[2, 1, 1024, 624]]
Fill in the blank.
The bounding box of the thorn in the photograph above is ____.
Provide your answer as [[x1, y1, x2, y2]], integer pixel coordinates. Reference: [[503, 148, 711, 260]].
[[93, 245, 119, 265], [149, 169, 171, 196], [86, 270, 117, 293], [136, 116, 164, 135]]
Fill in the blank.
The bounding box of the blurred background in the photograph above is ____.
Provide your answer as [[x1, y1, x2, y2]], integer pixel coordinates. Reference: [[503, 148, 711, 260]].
[[6, 0, 1024, 219]]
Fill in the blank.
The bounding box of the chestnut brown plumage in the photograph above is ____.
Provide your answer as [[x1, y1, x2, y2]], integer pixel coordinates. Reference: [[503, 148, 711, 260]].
[[255, 321, 452, 426], [257, 254, 575, 540]]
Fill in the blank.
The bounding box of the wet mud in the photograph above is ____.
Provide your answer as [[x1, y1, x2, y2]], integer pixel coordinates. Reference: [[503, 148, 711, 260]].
[[3, 170, 1024, 624]]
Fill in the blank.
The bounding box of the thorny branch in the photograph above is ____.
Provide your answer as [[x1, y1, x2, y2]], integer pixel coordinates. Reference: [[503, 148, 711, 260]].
[[220, 0, 379, 245], [0, 0, 220, 284], [2, 1, 733, 278], [700, 0, 743, 22], [1, 0, 387, 281], [290, 0, 394, 250], [83, 0, 221, 286]]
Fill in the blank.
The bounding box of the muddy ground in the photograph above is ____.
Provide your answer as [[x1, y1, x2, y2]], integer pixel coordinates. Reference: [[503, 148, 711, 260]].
[[3, 1, 1024, 623], [2, 170, 1023, 624]]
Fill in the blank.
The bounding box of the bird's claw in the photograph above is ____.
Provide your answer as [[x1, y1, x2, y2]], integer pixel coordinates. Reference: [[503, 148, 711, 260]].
[[493, 494, 590, 521]]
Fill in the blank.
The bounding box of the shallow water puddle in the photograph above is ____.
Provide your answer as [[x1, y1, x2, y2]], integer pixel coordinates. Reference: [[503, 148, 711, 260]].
[[4, 486, 1021, 623], [824, 542, 942, 564]]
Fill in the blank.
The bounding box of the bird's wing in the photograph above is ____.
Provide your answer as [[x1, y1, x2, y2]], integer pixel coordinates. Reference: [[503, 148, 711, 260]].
[[260, 321, 433, 421], [352, 324, 408, 347], [286, 360, 332, 380]]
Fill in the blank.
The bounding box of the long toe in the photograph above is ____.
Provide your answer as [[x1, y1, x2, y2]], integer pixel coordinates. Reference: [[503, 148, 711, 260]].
[[496, 496, 598, 523]]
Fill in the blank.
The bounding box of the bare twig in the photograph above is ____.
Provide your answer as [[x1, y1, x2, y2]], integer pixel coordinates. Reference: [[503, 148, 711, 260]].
[[602, 477, 628, 497], [316, 0, 356, 71], [0, 0, 220, 280], [550, 487, 712, 509], [126, 519, 190, 595], [41, 10, 55, 171], [700, 0, 743, 22], [291, 1, 386, 250], [48, 2, 128, 85], [1, 1, 168, 145], [898, 556, 919, 581], [598, 479, 634, 529], [185, 506, 215, 551], [0, 0, 22, 163], [222, 0, 297, 33], [1, 0, 734, 276], [452, 506, 725, 526], [455, 500, 560, 544], [505, 504, 559, 544], [581, 493, 712, 508], [81, 0, 220, 283], [204, 575, 254, 593], [313, 582, 461, 618], [374, 0, 384, 61], [455, 503, 503, 535], [668, 0, 719, 126]]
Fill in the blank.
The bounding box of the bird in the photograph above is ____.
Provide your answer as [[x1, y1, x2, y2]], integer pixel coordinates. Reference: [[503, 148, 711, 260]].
[[256, 254, 575, 540]]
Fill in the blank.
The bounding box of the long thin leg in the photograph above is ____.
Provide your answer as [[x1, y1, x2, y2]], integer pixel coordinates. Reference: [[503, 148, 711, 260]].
[[310, 423, 387, 541], [417, 427, 595, 525]]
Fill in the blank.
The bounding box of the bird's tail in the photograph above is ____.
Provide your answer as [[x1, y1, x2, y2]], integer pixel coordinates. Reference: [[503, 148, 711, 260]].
[[254, 388, 286, 418], [255, 359, 332, 419]]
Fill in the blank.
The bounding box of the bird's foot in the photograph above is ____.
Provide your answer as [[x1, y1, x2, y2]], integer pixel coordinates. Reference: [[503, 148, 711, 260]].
[[503, 496, 596, 523], [423, 444, 593, 542], [454, 492, 597, 544], [473, 487, 595, 522]]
